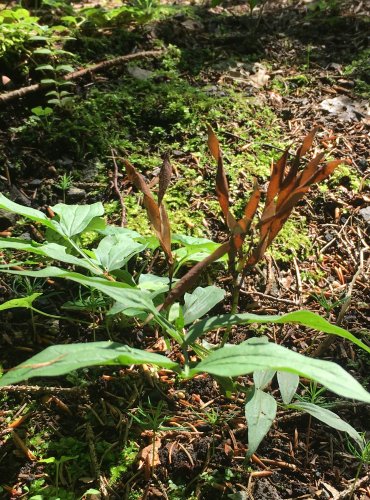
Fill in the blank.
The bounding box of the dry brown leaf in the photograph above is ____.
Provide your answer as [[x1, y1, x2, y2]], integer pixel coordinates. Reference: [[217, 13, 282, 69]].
[[124, 160, 162, 235], [137, 437, 161, 480], [208, 127, 237, 230], [207, 125, 220, 161], [158, 155, 172, 206]]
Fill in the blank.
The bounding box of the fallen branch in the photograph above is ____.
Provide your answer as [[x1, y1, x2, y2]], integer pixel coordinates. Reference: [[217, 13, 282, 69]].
[[0, 49, 164, 104]]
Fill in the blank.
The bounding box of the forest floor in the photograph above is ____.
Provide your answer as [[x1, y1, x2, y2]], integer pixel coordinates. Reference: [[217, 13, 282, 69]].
[[0, 0, 369, 498]]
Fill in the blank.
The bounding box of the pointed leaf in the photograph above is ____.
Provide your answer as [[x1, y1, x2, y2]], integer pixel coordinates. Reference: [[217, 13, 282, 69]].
[[94, 234, 145, 272], [253, 370, 276, 390], [0, 239, 102, 274], [288, 402, 364, 446], [275, 129, 318, 213], [207, 127, 237, 230], [299, 127, 319, 158], [158, 155, 172, 206], [190, 339, 370, 403], [0, 268, 157, 315], [183, 286, 225, 325], [0, 342, 179, 386], [0, 194, 56, 232], [159, 203, 173, 265], [236, 182, 261, 240], [0, 293, 42, 312], [277, 371, 299, 404], [298, 152, 325, 187], [307, 159, 345, 186], [185, 310, 370, 354], [160, 241, 230, 311], [265, 148, 289, 207], [207, 125, 220, 161], [245, 388, 277, 457], [51, 203, 105, 237], [124, 160, 162, 235]]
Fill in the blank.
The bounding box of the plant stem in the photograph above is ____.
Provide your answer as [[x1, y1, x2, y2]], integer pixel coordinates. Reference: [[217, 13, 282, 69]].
[[349, 462, 363, 499], [221, 272, 241, 347]]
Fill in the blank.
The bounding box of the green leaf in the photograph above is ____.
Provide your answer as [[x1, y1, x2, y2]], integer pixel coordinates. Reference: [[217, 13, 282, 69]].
[[51, 202, 104, 237], [0, 268, 156, 315], [0, 341, 180, 386], [29, 35, 48, 41], [185, 310, 370, 354], [0, 194, 57, 232], [31, 106, 53, 116], [36, 64, 54, 71], [183, 286, 225, 325], [253, 369, 276, 390], [245, 388, 277, 457], [277, 371, 300, 404], [0, 293, 42, 312], [190, 338, 370, 403], [172, 234, 227, 269], [40, 78, 57, 85], [94, 234, 145, 272], [288, 402, 364, 447], [0, 238, 102, 274], [33, 48, 52, 54], [138, 274, 172, 291], [55, 64, 74, 73], [101, 226, 160, 250]]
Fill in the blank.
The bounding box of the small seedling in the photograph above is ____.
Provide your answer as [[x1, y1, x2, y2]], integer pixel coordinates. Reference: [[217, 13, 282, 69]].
[[56, 173, 73, 203], [346, 435, 370, 498]]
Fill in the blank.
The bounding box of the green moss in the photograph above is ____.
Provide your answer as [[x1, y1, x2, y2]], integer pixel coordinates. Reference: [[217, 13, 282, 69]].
[[329, 164, 362, 191], [344, 48, 370, 98], [269, 217, 312, 262]]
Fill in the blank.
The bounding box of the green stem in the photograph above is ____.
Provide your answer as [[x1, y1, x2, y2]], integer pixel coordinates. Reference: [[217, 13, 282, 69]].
[[68, 238, 102, 274], [349, 462, 363, 499], [31, 307, 92, 325], [153, 312, 184, 345], [220, 272, 241, 347]]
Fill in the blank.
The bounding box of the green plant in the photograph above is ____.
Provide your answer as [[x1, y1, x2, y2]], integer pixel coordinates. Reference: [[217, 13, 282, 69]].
[[39, 455, 78, 492], [346, 434, 370, 498], [311, 292, 346, 316], [33, 26, 76, 108], [0, 132, 369, 461], [108, 441, 139, 486], [56, 173, 74, 203], [0, 8, 42, 61]]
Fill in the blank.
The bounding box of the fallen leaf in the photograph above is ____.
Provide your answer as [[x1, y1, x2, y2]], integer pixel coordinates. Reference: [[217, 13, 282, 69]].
[[320, 96, 370, 122], [127, 66, 154, 80], [137, 437, 161, 479], [249, 63, 270, 88]]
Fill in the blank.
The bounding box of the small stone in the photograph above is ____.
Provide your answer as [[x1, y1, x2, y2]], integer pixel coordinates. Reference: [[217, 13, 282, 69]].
[[28, 178, 43, 187], [0, 209, 18, 231], [359, 206, 370, 224], [67, 187, 86, 202]]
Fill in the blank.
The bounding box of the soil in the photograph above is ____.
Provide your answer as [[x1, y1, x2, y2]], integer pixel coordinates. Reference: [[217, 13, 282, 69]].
[[0, 0, 369, 499]]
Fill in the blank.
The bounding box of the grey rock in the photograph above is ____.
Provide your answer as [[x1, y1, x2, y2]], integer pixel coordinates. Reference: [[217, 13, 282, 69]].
[[67, 187, 86, 202], [0, 209, 18, 230], [359, 206, 370, 224]]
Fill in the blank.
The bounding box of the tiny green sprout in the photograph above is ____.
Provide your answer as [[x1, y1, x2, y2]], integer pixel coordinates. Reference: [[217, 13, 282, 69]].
[[130, 399, 172, 432], [56, 173, 73, 203], [346, 434, 370, 498], [295, 381, 332, 408], [311, 292, 346, 316]]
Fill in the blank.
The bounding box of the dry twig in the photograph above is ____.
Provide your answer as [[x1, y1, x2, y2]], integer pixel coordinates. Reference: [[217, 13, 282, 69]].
[[0, 50, 164, 104]]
